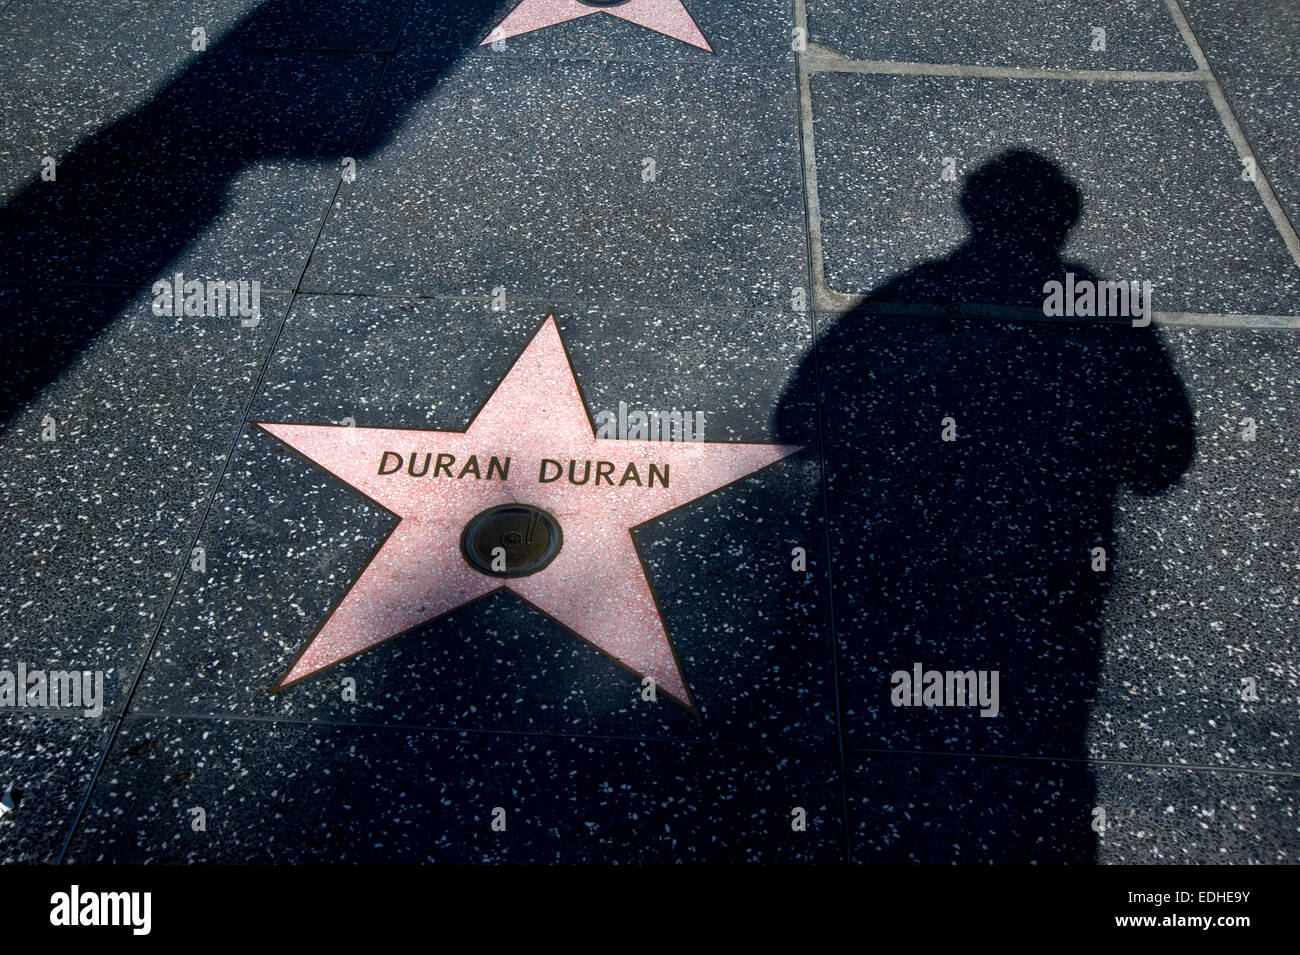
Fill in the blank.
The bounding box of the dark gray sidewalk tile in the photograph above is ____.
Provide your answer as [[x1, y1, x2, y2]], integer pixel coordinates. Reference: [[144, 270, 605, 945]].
[[1217, 74, 1300, 227], [3, 0, 415, 55], [810, 73, 1300, 316], [304, 57, 806, 309], [808, 0, 1197, 71], [1093, 762, 1298, 863], [132, 296, 834, 746], [225, 0, 415, 52], [803, 312, 1296, 772], [0, 283, 284, 714], [0, 0, 410, 202], [0, 47, 386, 288], [0, 713, 113, 864], [0, 0, 260, 191], [0, 0, 20, 33], [0, 1, 208, 62], [65, 715, 843, 863], [1088, 326, 1299, 770], [1182, 0, 1300, 77], [847, 752, 1099, 863], [0, 3, 160, 203], [847, 751, 1296, 863]]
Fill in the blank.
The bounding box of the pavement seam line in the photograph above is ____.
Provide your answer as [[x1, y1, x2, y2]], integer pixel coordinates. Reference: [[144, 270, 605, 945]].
[[798, 50, 1300, 328], [795, 3, 837, 316], [50, 291, 300, 867], [1165, 0, 1300, 270], [792, 0, 853, 866], [804, 56, 1206, 83], [52, 0, 425, 865], [116, 709, 1300, 781], [811, 299, 1300, 330]]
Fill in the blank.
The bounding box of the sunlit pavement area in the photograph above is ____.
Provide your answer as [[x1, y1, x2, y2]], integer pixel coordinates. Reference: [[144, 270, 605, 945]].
[[0, 0, 1296, 864]]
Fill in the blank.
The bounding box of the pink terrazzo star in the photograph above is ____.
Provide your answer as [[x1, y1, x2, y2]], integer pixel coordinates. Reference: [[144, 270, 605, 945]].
[[481, 0, 713, 52], [254, 314, 799, 710]]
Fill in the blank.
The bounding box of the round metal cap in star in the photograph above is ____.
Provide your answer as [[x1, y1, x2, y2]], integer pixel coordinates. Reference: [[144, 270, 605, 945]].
[[461, 504, 563, 578]]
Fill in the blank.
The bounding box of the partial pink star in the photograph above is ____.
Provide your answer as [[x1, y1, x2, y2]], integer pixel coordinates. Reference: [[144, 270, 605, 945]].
[[481, 0, 713, 52], [253, 314, 799, 710]]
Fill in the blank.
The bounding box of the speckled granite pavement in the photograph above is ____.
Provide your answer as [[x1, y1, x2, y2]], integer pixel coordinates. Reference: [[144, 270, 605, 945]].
[[0, 0, 1295, 865]]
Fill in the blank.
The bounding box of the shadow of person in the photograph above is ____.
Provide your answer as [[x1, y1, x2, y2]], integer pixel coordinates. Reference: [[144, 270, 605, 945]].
[[776, 149, 1195, 862], [0, 0, 502, 424]]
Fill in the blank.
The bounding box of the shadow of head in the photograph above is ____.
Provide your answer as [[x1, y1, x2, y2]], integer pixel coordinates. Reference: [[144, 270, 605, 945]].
[[864, 147, 1095, 310], [959, 148, 1082, 252]]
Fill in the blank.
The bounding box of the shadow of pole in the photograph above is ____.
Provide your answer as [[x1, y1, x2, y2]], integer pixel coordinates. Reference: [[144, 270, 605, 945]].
[[0, 0, 504, 424]]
